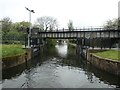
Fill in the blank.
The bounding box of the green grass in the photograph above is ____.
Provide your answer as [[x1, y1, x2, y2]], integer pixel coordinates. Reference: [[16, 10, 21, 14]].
[[93, 50, 120, 61], [69, 43, 76, 47], [0, 44, 26, 58]]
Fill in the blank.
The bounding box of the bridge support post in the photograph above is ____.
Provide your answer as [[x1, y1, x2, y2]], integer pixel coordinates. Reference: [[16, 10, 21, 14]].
[[25, 34, 27, 48], [109, 38, 112, 49], [118, 40, 120, 60], [100, 38, 103, 50], [76, 38, 81, 55], [92, 38, 94, 49], [76, 38, 86, 57]]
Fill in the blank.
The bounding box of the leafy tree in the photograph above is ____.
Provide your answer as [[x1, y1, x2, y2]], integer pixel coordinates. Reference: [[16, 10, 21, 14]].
[[68, 20, 74, 31], [103, 18, 118, 30], [1, 17, 12, 33], [11, 21, 30, 32], [35, 16, 58, 31], [46, 39, 57, 47], [2, 30, 25, 44], [20, 21, 30, 29], [67, 20, 75, 43]]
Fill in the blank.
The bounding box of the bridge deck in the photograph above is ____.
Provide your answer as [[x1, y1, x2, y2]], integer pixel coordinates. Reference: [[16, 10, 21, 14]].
[[31, 29, 120, 39]]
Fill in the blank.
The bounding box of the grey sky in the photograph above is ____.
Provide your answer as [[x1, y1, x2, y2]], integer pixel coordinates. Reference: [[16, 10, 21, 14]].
[[0, 0, 119, 28]]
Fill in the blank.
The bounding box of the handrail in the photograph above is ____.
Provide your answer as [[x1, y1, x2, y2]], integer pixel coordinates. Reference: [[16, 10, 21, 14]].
[[38, 29, 119, 33]]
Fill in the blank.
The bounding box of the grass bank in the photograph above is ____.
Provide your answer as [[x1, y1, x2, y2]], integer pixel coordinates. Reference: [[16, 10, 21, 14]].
[[68, 43, 76, 48], [92, 50, 120, 61], [0, 44, 26, 58], [69, 43, 76, 47]]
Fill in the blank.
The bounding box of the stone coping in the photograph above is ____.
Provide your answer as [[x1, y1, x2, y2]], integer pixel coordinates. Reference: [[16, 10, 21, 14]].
[[87, 49, 120, 76], [2, 49, 32, 70], [90, 53, 120, 63]]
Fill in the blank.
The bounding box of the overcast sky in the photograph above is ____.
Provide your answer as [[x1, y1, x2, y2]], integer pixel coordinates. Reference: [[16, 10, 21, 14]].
[[0, 0, 119, 28]]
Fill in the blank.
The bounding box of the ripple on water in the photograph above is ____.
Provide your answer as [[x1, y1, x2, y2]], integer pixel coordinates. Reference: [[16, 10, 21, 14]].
[[2, 44, 120, 88]]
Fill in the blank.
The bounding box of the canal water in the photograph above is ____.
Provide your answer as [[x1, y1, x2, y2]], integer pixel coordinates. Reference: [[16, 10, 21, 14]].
[[2, 43, 120, 88]]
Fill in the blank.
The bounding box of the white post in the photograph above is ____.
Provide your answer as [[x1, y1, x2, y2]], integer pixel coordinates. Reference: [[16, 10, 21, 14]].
[[27, 11, 31, 48], [25, 7, 35, 48]]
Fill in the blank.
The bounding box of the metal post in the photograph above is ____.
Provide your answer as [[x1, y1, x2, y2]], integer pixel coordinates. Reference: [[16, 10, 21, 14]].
[[25, 7, 35, 48], [27, 11, 31, 48]]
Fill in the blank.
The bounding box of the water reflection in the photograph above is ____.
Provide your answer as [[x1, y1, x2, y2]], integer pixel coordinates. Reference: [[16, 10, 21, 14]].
[[55, 43, 68, 58], [2, 43, 120, 88]]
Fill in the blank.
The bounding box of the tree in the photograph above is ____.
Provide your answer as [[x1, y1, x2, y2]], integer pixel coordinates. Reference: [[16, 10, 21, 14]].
[[11, 21, 30, 32], [103, 18, 118, 30], [1, 17, 12, 33], [68, 20, 75, 43], [2, 30, 25, 44], [35, 16, 58, 31], [68, 20, 74, 31]]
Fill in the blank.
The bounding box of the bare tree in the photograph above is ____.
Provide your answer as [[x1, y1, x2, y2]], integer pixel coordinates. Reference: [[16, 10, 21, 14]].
[[35, 16, 58, 31]]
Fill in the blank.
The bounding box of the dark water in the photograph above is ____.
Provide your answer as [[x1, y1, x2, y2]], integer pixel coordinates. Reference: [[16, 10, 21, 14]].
[[1, 43, 120, 88]]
